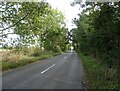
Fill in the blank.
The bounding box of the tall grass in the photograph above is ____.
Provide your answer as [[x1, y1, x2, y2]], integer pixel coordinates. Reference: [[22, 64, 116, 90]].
[[80, 53, 119, 90], [2, 47, 61, 71]]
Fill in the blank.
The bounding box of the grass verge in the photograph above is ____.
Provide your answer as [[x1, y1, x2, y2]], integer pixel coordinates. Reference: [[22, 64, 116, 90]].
[[2, 52, 61, 71], [79, 53, 119, 90]]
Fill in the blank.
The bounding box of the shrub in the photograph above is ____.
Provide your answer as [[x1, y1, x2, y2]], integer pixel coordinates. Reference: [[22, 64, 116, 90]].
[[80, 53, 119, 89], [30, 47, 43, 57], [53, 45, 62, 53]]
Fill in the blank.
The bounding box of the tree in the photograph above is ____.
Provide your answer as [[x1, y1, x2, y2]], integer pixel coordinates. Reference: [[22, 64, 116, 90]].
[[1, 2, 68, 52], [72, 2, 120, 68]]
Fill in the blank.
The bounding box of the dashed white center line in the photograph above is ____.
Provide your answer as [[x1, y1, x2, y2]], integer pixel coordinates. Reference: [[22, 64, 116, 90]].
[[41, 64, 55, 74]]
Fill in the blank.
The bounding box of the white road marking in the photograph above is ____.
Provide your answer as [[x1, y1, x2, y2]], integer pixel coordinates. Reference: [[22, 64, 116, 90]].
[[41, 64, 55, 74]]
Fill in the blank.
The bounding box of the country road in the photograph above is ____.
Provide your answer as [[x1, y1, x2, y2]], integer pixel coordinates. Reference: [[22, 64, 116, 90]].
[[2, 51, 85, 89]]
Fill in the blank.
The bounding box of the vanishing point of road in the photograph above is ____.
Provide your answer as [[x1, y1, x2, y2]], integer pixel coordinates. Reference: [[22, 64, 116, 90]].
[[2, 51, 85, 89]]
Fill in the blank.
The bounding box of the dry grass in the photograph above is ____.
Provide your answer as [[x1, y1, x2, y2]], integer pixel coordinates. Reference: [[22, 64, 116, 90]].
[[0, 49, 10, 55], [1, 47, 61, 71], [1, 47, 39, 62]]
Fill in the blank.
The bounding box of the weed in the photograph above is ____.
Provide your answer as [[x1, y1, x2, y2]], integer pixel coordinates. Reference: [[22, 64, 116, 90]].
[[2, 48, 61, 71], [80, 53, 119, 89]]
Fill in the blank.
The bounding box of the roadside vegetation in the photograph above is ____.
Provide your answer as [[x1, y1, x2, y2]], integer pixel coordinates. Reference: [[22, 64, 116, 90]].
[[80, 53, 119, 89], [72, 1, 120, 90], [1, 47, 61, 71], [1, 2, 69, 71]]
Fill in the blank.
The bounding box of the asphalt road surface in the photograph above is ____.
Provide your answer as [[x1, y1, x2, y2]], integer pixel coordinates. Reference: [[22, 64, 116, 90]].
[[2, 51, 85, 89]]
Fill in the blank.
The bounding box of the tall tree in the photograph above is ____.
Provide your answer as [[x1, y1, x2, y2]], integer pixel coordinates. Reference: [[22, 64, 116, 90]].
[[72, 2, 120, 68], [1, 2, 68, 52]]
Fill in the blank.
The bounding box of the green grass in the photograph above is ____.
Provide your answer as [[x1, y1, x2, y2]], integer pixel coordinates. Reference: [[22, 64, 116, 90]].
[[2, 52, 61, 71], [2, 57, 39, 71], [0, 62, 2, 71], [80, 53, 119, 90]]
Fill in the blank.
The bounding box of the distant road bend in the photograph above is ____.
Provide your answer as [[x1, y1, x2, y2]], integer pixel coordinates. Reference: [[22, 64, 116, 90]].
[[2, 50, 85, 89]]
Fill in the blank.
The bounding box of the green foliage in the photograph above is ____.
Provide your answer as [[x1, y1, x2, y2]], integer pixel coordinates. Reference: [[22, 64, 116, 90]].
[[30, 47, 43, 57], [53, 45, 62, 53], [80, 53, 119, 89], [73, 2, 120, 68], [72, 2, 120, 89], [1, 2, 68, 52]]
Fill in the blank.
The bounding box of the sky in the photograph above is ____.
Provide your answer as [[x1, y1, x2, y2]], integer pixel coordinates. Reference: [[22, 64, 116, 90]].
[[0, 1, 82, 47], [46, 0, 81, 30]]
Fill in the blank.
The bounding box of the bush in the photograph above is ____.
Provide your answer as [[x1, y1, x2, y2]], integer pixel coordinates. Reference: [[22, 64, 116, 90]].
[[53, 45, 62, 53], [20, 47, 30, 55], [30, 47, 43, 57], [80, 53, 119, 89]]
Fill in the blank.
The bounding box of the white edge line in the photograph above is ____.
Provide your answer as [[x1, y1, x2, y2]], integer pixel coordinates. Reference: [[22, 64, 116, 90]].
[[41, 64, 55, 74]]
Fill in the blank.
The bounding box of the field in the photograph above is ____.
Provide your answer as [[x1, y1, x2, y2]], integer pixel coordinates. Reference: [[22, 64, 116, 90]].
[[1, 48, 61, 71]]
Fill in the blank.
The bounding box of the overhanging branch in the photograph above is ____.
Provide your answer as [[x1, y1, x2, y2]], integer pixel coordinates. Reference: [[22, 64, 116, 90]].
[[1, 10, 30, 32], [0, 32, 16, 38]]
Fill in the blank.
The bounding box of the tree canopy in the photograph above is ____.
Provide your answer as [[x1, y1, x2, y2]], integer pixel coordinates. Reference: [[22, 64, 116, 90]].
[[72, 2, 120, 68], [0, 2, 69, 52]]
